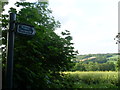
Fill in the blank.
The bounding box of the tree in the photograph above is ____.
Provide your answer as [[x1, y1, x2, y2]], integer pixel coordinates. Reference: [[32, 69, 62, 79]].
[[114, 33, 120, 71], [2, 2, 78, 88], [72, 62, 86, 71]]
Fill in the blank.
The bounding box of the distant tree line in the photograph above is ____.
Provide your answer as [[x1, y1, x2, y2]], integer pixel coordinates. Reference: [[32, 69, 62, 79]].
[[72, 62, 117, 71], [71, 53, 119, 71]]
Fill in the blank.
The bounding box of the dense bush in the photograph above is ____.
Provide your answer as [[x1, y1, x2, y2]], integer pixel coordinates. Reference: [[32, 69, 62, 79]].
[[2, 2, 77, 89]]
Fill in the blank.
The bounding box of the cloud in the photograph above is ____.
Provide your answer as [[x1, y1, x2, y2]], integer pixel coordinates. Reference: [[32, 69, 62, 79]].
[[53, 0, 118, 54], [4, 0, 118, 54]]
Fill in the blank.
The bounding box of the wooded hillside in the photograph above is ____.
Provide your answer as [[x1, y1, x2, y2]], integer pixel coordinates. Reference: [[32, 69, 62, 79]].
[[71, 53, 118, 71]]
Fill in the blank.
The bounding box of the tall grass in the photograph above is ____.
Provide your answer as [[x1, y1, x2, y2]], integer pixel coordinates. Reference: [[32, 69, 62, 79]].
[[62, 71, 118, 88]]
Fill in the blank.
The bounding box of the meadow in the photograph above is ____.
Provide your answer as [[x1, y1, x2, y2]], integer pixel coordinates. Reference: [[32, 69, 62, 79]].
[[62, 71, 119, 88]]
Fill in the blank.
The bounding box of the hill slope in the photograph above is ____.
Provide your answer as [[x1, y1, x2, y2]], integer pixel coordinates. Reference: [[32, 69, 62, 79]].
[[73, 53, 118, 64]]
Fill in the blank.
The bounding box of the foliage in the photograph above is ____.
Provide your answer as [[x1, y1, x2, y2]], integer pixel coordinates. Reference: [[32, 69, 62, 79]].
[[72, 53, 118, 71], [72, 62, 116, 71], [114, 33, 120, 44], [74, 53, 118, 63], [62, 71, 118, 88], [2, 1, 77, 89]]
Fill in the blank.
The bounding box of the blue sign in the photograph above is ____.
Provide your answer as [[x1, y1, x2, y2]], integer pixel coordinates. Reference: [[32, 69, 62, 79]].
[[17, 23, 36, 36]]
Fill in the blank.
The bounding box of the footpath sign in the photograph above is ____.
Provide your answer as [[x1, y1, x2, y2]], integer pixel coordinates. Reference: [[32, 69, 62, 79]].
[[17, 23, 36, 36]]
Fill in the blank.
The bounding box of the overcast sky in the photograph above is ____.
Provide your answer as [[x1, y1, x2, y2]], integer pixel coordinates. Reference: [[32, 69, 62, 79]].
[[4, 0, 119, 54]]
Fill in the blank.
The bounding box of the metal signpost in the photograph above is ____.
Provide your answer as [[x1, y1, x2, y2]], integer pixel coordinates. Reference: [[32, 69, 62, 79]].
[[6, 13, 16, 89], [6, 13, 35, 89]]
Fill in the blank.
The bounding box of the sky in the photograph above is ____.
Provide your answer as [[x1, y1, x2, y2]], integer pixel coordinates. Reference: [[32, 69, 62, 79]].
[[3, 0, 120, 55]]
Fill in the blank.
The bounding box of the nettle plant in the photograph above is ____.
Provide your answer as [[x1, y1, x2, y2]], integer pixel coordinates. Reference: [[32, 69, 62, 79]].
[[115, 33, 120, 44], [114, 33, 120, 71]]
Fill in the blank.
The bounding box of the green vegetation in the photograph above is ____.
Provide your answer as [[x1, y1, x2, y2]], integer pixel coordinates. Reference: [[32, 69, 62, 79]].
[[72, 53, 119, 71], [2, 2, 77, 89], [1, 1, 120, 89], [74, 53, 118, 63], [72, 62, 116, 71], [62, 71, 118, 88], [61, 54, 120, 88]]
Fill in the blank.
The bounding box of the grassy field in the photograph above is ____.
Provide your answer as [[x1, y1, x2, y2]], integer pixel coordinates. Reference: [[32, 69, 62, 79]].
[[62, 71, 118, 88]]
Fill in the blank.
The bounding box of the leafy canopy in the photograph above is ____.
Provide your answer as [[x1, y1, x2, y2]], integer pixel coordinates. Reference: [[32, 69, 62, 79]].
[[2, 1, 78, 88]]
